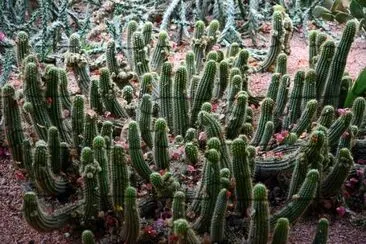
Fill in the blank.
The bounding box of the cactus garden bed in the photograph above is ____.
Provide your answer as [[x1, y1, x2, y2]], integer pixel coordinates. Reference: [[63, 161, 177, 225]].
[[2, 1, 366, 244]]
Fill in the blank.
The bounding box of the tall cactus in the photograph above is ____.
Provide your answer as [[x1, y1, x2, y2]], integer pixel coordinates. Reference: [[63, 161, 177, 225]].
[[159, 62, 174, 129], [226, 91, 248, 139], [150, 31, 170, 72], [153, 118, 170, 170], [172, 66, 189, 135], [210, 188, 229, 243], [139, 94, 153, 148], [15, 31, 30, 67], [122, 187, 140, 244], [271, 218, 289, 244], [111, 145, 129, 213], [251, 98, 275, 146], [71, 95, 85, 151], [312, 218, 329, 244], [132, 31, 150, 76], [315, 40, 335, 100]]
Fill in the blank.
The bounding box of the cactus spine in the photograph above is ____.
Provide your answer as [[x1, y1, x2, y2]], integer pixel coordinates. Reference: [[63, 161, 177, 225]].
[[16, 31, 30, 67]]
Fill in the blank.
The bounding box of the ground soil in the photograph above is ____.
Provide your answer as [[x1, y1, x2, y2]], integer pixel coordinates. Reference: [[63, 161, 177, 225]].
[[1, 20, 366, 244]]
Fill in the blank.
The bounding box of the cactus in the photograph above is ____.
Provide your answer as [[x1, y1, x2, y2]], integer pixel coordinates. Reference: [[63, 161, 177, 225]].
[[142, 21, 153, 47], [270, 169, 320, 227], [321, 148, 353, 197], [251, 98, 275, 146], [174, 219, 200, 244], [248, 183, 270, 244], [312, 218, 329, 244], [292, 100, 318, 137], [132, 31, 150, 76], [122, 187, 140, 244], [206, 19, 220, 53], [159, 62, 174, 129], [275, 53, 288, 75], [184, 142, 199, 165], [315, 40, 335, 101], [274, 74, 290, 122], [150, 171, 180, 198], [226, 74, 243, 112], [191, 60, 217, 126], [98, 67, 129, 118], [234, 49, 250, 76], [317, 105, 335, 128], [2, 84, 25, 162], [309, 30, 318, 67], [256, 11, 284, 72], [71, 95, 85, 150], [150, 31, 170, 72], [122, 85, 134, 104], [82, 230, 96, 244], [172, 191, 186, 221], [226, 91, 248, 139], [301, 69, 317, 111], [93, 136, 112, 211], [59, 68, 72, 111], [316, 33, 328, 55], [350, 97, 366, 128], [210, 188, 229, 243], [83, 112, 98, 148], [213, 59, 230, 99], [271, 218, 289, 244], [47, 127, 62, 174], [89, 79, 104, 115], [193, 149, 221, 233], [172, 66, 189, 135], [126, 20, 138, 69], [260, 121, 275, 150], [153, 118, 170, 170], [322, 20, 357, 108], [328, 110, 353, 147], [128, 121, 152, 181], [232, 137, 253, 216], [111, 145, 129, 213], [139, 94, 153, 148], [15, 31, 30, 67], [192, 20, 206, 72], [266, 73, 281, 101]]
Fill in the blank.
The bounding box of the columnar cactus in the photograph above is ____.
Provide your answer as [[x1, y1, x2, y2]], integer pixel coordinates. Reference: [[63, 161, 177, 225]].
[[213, 59, 230, 99], [271, 218, 289, 244], [153, 118, 170, 170], [150, 31, 170, 72], [350, 97, 366, 128], [122, 187, 140, 243], [139, 94, 153, 148], [71, 95, 85, 151], [210, 188, 229, 243], [174, 219, 200, 244], [226, 74, 243, 112], [192, 20, 206, 72], [142, 21, 153, 47], [172, 191, 186, 221], [127, 121, 152, 181], [47, 127, 62, 174], [111, 145, 129, 213], [226, 91, 248, 139], [2, 84, 25, 162], [301, 69, 317, 111], [126, 20, 138, 69], [205, 19, 220, 53], [83, 112, 98, 148], [150, 171, 180, 198], [266, 73, 281, 101], [309, 30, 318, 67], [159, 62, 174, 128], [274, 74, 290, 121], [251, 98, 275, 146], [315, 40, 335, 101], [82, 230, 96, 244], [59, 68, 72, 111], [260, 121, 275, 150], [248, 183, 270, 244], [184, 142, 199, 165], [312, 218, 329, 244], [327, 110, 353, 148], [132, 31, 150, 76], [172, 66, 189, 136], [292, 99, 318, 137], [15, 31, 30, 67], [275, 53, 288, 75], [317, 105, 335, 128], [89, 79, 103, 115]]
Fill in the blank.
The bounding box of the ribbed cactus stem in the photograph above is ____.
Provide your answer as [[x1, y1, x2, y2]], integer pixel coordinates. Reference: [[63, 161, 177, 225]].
[[122, 187, 140, 244], [259, 121, 274, 151], [159, 62, 173, 128], [206, 19, 220, 53], [192, 20, 206, 72], [228, 42, 240, 57], [292, 99, 318, 137], [126, 20, 138, 69], [251, 98, 275, 146], [93, 136, 112, 211], [150, 31, 170, 72], [2, 84, 25, 162], [248, 183, 270, 244], [132, 31, 150, 76], [270, 169, 319, 227], [16, 31, 30, 67], [153, 118, 170, 170], [82, 230, 96, 244], [71, 95, 85, 150], [271, 218, 289, 244], [191, 60, 217, 126], [275, 53, 288, 75], [81, 147, 101, 222], [274, 74, 290, 120], [226, 91, 248, 140], [213, 60, 229, 99], [315, 40, 335, 101], [210, 188, 229, 243], [317, 105, 335, 128], [351, 97, 366, 128], [226, 75, 243, 112], [321, 148, 353, 197], [189, 76, 200, 109], [172, 191, 186, 221], [172, 66, 189, 135], [111, 145, 129, 213], [316, 33, 328, 54], [22, 139, 33, 179], [234, 49, 250, 76], [47, 127, 61, 174], [23, 62, 52, 141], [184, 142, 199, 165], [312, 218, 329, 244], [322, 20, 357, 108], [266, 73, 281, 101], [143, 21, 153, 47], [150, 171, 180, 198], [174, 219, 200, 244], [89, 79, 103, 114], [287, 152, 308, 200], [193, 149, 221, 233], [139, 94, 153, 148], [301, 69, 317, 111], [122, 85, 134, 104], [309, 30, 318, 67], [256, 11, 284, 72], [58, 68, 72, 111], [232, 137, 253, 216], [83, 112, 98, 148], [328, 110, 353, 147], [106, 40, 120, 77], [185, 51, 196, 83], [127, 121, 152, 181], [23, 192, 77, 232]]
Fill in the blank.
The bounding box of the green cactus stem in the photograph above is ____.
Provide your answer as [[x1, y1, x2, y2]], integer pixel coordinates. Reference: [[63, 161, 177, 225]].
[[173, 219, 200, 244], [159, 62, 174, 129], [81, 147, 101, 223], [266, 73, 281, 101], [206, 19, 220, 53], [126, 20, 138, 69], [274, 74, 290, 122], [256, 11, 284, 72], [192, 20, 206, 72], [226, 75, 243, 113], [93, 136, 112, 211], [213, 59, 230, 99], [292, 99, 318, 137], [98, 67, 128, 118], [22, 139, 34, 179], [338, 76, 352, 109], [122, 187, 140, 244], [328, 110, 353, 147], [315, 40, 335, 101], [172, 66, 189, 136], [301, 69, 317, 111], [59, 68, 72, 111], [316, 33, 328, 55], [150, 171, 180, 198], [351, 97, 366, 128], [248, 183, 270, 244], [287, 152, 309, 200], [89, 79, 104, 115], [139, 94, 153, 148], [193, 149, 221, 233], [122, 85, 134, 104], [82, 230, 96, 244], [23, 192, 78, 232], [185, 51, 196, 83], [45, 66, 72, 144], [271, 218, 289, 244], [309, 30, 318, 67], [234, 49, 250, 76], [232, 137, 253, 216], [184, 142, 199, 165], [321, 20, 358, 108], [15, 31, 30, 67], [23, 62, 52, 141], [312, 218, 329, 244], [260, 121, 275, 151], [71, 95, 85, 150], [153, 118, 170, 170], [317, 105, 335, 128], [132, 31, 150, 76], [275, 53, 288, 75], [150, 31, 170, 72], [83, 111, 98, 148], [191, 60, 217, 126], [270, 169, 320, 228], [251, 98, 275, 146], [321, 148, 353, 197], [283, 16, 293, 55], [226, 91, 248, 140], [111, 145, 129, 213], [210, 188, 229, 243], [47, 127, 62, 174], [2, 84, 25, 162], [173, 191, 186, 221]]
